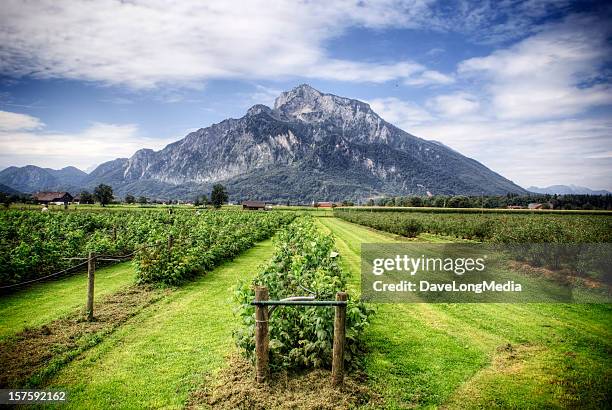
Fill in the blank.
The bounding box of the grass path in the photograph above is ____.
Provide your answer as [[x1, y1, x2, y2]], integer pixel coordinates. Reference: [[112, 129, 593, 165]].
[[45, 239, 275, 409], [318, 217, 612, 409], [0, 262, 134, 340]]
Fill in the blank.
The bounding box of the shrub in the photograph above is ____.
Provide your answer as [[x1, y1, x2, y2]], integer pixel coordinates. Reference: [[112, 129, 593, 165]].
[[134, 211, 295, 286], [397, 218, 423, 237], [234, 217, 372, 371], [0, 209, 294, 288]]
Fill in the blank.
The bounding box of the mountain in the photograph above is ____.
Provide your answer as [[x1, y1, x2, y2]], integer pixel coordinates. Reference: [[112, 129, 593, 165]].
[[47, 166, 88, 187], [81, 84, 526, 201], [1, 85, 527, 201], [0, 165, 87, 193], [0, 183, 22, 195], [527, 185, 611, 195]]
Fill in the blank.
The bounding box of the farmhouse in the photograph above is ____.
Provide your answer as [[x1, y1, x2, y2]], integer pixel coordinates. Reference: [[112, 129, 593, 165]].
[[32, 192, 73, 205], [242, 200, 266, 210], [314, 201, 335, 208]]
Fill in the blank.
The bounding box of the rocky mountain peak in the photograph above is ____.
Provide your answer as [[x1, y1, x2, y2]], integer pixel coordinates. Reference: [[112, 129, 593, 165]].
[[273, 84, 321, 110], [273, 84, 375, 125], [133, 148, 155, 157], [246, 104, 273, 117]]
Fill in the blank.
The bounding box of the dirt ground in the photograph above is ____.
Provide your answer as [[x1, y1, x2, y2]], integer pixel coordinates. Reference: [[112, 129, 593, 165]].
[[187, 355, 382, 410], [508, 260, 610, 290], [0, 285, 169, 388]]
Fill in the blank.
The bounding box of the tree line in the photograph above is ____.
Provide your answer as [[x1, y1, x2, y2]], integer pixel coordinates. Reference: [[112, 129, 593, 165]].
[[2, 185, 610, 210], [357, 193, 612, 210], [0, 183, 230, 208]]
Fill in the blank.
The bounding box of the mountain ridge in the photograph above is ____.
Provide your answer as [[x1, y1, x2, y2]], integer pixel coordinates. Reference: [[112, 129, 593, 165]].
[[528, 185, 611, 195], [0, 84, 528, 201], [0, 165, 87, 193]]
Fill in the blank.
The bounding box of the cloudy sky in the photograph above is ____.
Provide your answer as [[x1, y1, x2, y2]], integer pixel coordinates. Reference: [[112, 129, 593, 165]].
[[0, 0, 610, 189]]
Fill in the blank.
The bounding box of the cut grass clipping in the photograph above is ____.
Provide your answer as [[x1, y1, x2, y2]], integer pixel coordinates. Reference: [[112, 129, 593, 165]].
[[187, 355, 381, 410], [0, 285, 169, 388]]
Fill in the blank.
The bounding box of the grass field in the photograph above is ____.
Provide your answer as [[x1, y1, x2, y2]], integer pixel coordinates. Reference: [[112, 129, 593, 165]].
[[1, 216, 610, 408], [43, 239, 274, 409], [319, 218, 612, 408], [0, 262, 134, 340]]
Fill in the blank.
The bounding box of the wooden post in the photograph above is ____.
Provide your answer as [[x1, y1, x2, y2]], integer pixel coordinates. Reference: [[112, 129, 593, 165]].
[[254, 286, 269, 383], [86, 252, 95, 321], [112, 225, 117, 241], [168, 234, 174, 251], [332, 291, 347, 387]]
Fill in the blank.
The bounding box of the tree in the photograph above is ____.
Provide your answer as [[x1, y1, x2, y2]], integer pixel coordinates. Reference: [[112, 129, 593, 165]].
[[80, 190, 95, 204], [433, 196, 446, 208], [93, 184, 113, 207], [0, 192, 11, 208], [194, 194, 208, 207], [448, 195, 471, 208], [407, 196, 423, 207], [137, 196, 148, 204], [210, 184, 228, 208], [125, 194, 135, 204]]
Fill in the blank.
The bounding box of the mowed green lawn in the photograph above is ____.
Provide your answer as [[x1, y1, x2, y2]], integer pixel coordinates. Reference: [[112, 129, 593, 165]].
[[44, 239, 275, 409], [0, 262, 135, 340], [318, 218, 612, 409]]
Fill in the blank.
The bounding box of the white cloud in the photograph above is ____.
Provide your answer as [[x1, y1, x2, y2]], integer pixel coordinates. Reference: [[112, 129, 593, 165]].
[[245, 85, 284, 108], [368, 97, 434, 129], [100, 97, 134, 105], [410, 117, 612, 190], [0, 0, 584, 89], [403, 70, 454, 86], [429, 0, 575, 44], [458, 14, 612, 120], [426, 92, 480, 117], [0, 113, 175, 170], [426, 47, 445, 57], [586, 151, 612, 160], [305, 60, 452, 86], [374, 99, 612, 190], [0, 0, 451, 89], [0, 110, 44, 131]]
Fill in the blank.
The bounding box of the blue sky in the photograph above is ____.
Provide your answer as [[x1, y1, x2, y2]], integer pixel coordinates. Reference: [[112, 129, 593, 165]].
[[0, 0, 610, 189]]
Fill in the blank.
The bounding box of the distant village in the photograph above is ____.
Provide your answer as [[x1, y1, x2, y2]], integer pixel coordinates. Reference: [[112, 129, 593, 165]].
[[12, 188, 610, 211], [29, 192, 339, 210]]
